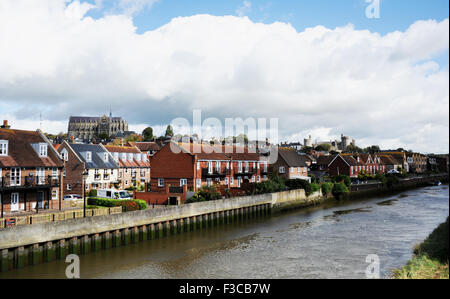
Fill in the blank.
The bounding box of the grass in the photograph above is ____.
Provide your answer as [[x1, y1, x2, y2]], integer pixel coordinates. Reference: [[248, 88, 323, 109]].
[[392, 217, 449, 279]]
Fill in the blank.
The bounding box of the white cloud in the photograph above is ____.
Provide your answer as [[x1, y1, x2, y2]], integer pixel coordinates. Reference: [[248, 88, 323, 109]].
[[236, 1, 252, 17], [0, 0, 448, 153]]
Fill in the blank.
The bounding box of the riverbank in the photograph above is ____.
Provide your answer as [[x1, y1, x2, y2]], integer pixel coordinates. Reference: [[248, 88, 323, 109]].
[[392, 217, 449, 279]]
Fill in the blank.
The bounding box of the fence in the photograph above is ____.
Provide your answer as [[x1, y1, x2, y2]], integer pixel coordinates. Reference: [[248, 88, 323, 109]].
[[0, 206, 123, 229]]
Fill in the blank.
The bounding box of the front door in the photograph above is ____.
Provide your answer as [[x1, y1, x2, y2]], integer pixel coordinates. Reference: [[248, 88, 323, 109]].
[[10, 193, 19, 212], [37, 191, 44, 209]]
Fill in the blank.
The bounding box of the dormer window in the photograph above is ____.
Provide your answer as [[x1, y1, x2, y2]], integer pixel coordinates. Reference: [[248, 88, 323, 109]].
[[121, 153, 127, 161], [86, 151, 92, 162], [61, 149, 68, 161], [114, 152, 119, 162], [128, 153, 133, 162], [39, 143, 48, 157], [0, 140, 8, 156], [103, 153, 109, 162], [142, 154, 147, 162], [135, 154, 141, 162]]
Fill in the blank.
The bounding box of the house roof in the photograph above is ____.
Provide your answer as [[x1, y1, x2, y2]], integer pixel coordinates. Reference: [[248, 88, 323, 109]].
[[68, 143, 119, 169], [316, 155, 335, 166], [211, 145, 261, 161], [379, 155, 396, 165], [278, 148, 309, 167], [128, 142, 162, 152], [0, 128, 64, 168], [103, 145, 150, 168]]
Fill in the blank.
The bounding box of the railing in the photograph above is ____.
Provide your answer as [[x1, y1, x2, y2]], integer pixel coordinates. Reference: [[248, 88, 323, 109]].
[[201, 168, 231, 177], [169, 186, 184, 194], [234, 168, 257, 176], [0, 176, 60, 190]]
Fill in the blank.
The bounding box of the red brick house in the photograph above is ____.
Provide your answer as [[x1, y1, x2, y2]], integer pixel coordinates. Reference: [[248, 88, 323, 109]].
[[0, 128, 64, 217], [150, 142, 268, 192], [150, 142, 231, 192]]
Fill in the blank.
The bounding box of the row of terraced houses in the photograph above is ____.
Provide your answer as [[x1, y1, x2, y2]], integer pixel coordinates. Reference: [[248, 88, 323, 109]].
[[1, 122, 448, 217]]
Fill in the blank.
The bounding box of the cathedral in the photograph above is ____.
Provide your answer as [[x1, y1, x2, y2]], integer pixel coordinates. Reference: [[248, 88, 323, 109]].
[[68, 114, 129, 141]]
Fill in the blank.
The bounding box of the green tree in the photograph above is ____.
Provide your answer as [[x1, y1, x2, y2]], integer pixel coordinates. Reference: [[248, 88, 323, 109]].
[[142, 127, 154, 141], [165, 125, 174, 137], [315, 144, 332, 152], [345, 144, 364, 153], [99, 133, 109, 140], [332, 183, 349, 200]]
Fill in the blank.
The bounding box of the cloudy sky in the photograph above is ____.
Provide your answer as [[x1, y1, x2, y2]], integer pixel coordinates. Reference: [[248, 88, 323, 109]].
[[0, 0, 448, 153]]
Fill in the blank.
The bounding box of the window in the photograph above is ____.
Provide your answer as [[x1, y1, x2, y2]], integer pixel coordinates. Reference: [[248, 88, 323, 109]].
[[52, 168, 58, 179], [103, 153, 109, 162], [180, 179, 187, 186], [36, 167, 45, 185], [0, 140, 8, 156], [135, 154, 141, 162], [121, 153, 127, 161], [67, 184, 72, 191], [86, 152, 92, 162], [257, 176, 261, 183], [216, 161, 221, 172], [158, 178, 164, 187], [225, 177, 229, 185], [230, 177, 234, 185], [207, 178, 212, 186], [290, 168, 294, 173], [264, 162, 268, 172], [63, 169, 66, 177], [61, 149, 68, 161], [39, 144, 48, 157], [238, 162, 243, 173], [128, 153, 133, 162], [237, 177, 241, 188], [245, 162, 249, 172], [226, 162, 230, 169], [52, 189, 58, 200], [297, 167, 301, 173], [208, 161, 213, 174], [279, 166, 285, 174], [197, 161, 200, 170], [0, 168, 2, 183], [196, 179, 201, 188], [114, 153, 119, 162]]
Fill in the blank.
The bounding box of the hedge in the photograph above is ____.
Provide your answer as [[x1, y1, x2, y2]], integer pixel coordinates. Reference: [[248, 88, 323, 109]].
[[88, 197, 147, 212]]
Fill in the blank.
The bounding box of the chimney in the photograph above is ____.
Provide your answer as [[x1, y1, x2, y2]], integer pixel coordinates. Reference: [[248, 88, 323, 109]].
[[1, 120, 11, 129]]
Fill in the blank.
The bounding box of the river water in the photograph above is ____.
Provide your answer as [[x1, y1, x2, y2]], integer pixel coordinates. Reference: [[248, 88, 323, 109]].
[[1, 185, 448, 279]]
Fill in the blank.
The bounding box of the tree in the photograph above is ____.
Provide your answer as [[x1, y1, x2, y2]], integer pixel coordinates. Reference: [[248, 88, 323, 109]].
[[142, 127, 154, 141], [165, 125, 174, 137], [315, 144, 332, 152], [364, 145, 381, 155], [300, 146, 313, 154], [345, 144, 363, 153]]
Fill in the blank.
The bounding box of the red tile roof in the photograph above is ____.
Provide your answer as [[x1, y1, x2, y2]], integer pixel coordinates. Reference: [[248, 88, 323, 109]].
[[0, 129, 63, 168]]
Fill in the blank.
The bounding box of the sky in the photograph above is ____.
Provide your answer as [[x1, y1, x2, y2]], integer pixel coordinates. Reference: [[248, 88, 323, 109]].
[[0, 0, 449, 153]]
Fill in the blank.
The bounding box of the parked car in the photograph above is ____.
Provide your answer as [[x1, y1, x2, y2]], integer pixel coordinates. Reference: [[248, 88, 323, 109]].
[[97, 189, 132, 200], [63, 194, 82, 201], [387, 169, 400, 174]]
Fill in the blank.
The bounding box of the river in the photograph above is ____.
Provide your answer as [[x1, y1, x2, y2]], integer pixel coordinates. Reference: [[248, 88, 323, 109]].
[[1, 185, 448, 279]]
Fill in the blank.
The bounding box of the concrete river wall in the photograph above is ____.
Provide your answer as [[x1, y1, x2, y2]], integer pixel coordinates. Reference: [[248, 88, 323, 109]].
[[2, 190, 315, 273]]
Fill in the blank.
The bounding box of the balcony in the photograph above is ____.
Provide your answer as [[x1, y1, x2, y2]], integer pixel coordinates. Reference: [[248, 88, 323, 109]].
[[234, 168, 257, 177], [0, 175, 60, 191], [201, 168, 231, 178]]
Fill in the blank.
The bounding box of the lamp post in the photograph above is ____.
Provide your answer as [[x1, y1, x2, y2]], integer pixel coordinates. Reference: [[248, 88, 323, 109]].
[[82, 170, 89, 218]]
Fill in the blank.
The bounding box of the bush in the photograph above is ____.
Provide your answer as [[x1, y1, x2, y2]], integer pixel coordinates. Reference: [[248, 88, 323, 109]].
[[386, 175, 400, 189], [332, 182, 349, 200], [333, 175, 351, 188], [310, 183, 321, 195], [187, 185, 222, 203], [321, 182, 333, 195], [88, 189, 97, 197], [88, 197, 147, 211]]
